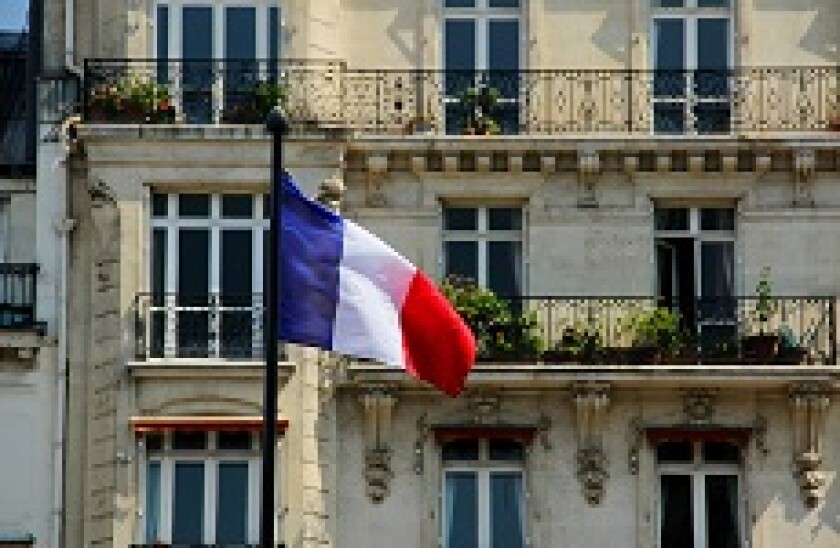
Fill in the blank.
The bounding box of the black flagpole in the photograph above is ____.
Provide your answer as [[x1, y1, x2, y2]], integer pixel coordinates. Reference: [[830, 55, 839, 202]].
[[262, 107, 288, 547]]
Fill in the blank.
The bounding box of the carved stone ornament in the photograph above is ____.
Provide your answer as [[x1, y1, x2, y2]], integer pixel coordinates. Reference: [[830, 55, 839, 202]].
[[468, 392, 501, 424], [577, 151, 600, 207], [572, 382, 610, 505], [789, 382, 831, 508], [360, 387, 397, 503], [793, 149, 816, 207], [682, 389, 716, 425]]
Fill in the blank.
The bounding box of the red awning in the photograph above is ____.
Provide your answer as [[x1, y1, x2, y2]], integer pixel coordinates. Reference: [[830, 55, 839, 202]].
[[432, 425, 537, 444], [130, 415, 289, 433], [645, 426, 752, 445]]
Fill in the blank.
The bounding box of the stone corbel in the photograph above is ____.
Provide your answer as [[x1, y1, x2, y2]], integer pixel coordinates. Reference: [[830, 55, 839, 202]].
[[572, 382, 611, 505], [317, 174, 345, 211], [577, 152, 600, 207], [364, 155, 387, 207], [360, 387, 397, 503], [793, 149, 816, 207], [789, 382, 831, 508]]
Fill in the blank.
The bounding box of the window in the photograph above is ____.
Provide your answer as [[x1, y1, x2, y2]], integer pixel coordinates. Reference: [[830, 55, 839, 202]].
[[142, 431, 261, 545], [155, 1, 283, 122], [651, 0, 733, 134], [443, 0, 522, 134], [442, 206, 524, 297], [148, 192, 269, 359], [656, 440, 741, 548], [441, 438, 526, 548]]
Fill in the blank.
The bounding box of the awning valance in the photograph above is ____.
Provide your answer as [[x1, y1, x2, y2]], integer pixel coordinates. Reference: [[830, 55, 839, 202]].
[[432, 425, 537, 445], [130, 415, 289, 433], [645, 426, 752, 445]]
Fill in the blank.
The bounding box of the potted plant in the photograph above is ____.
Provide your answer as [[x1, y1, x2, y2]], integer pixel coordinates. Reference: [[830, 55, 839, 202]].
[[87, 78, 175, 123], [460, 85, 502, 136], [742, 267, 779, 362], [221, 80, 286, 123], [441, 276, 542, 362], [543, 323, 603, 364], [623, 307, 683, 364]]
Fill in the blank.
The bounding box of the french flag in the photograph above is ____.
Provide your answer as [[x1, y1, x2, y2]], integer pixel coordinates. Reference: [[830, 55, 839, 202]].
[[278, 172, 476, 396]]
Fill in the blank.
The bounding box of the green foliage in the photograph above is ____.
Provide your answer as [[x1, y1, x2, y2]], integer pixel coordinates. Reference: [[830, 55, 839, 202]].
[[222, 81, 286, 123], [624, 307, 683, 354], [88, 78, 174, 123], [460, 85, 502, 135], [554, 323, 603, 357], [441, 276, 542, 360], [755, 266, 774, 328]]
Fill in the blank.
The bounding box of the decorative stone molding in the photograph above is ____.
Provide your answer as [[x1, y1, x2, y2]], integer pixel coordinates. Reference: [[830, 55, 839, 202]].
[[577, 152, 600, 207], [414, 414, 428, 475], [627, 417, 643, 475], [509, 154, 523, 173], [318, 174, 345, 211], [476, 154, 492, 172], [468, 392, 501, 424], [793, 149, 816, 207], [572, 382, 610, 505], [360, 387, 397, 503], [689, 154, 704, 173], [541, 154, 557, 174], [722, 153, 738, 173], [443, 154, 459, 172], [537, 414, 553, 450], [682, 389, 716, 425], [753, 415, 769, 457], [789, 382, 831, 508], [756, 153, 772, 175]]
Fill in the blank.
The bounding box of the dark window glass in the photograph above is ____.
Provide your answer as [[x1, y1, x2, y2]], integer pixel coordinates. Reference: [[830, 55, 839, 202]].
[[221, 230, 253, 357], [225, 7, 256, 60], [218, 431, 253, 451], [146, 461, 161, 542], [445, 472, 478, 547], [172, 462, 205, 543], [145, 433, 163, 452], [444, 207, 478, 231], [705, 475, 739, 548], [268, 7, 280, 80], [488, 20, 519, 73], [177, 229, 210, 357], [488, 208, 522, 230], [152, 193, 168, 217], [442, 439, 480, 461], [488, 241, 521, 298], [698, 0, 729, 6], [489, 0, 520, 6], [656, 441, 693, 463], [156, 6, 169, 85], [702, 441, 740, 463], [171, 431, 207, 451], [222, 195, 254, 218], [654, 208, 689, 231], [178, 194, 210, 218], [660, 475, 694, 548], [263, 194, 270, 219], [654, 0, 685, 6], [700, 208, 735, 231], [445, 0, 476, 6], [216, 462, 249, 543], [488, 439, 524, 461], [490, 472, 525, 548], [445, 241, 478, 283]]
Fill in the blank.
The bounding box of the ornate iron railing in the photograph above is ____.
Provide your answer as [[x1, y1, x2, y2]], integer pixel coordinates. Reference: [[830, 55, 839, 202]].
[[84, 60, 840, 134], [0, 263, 38, 329], [133, 292, 836, 365]]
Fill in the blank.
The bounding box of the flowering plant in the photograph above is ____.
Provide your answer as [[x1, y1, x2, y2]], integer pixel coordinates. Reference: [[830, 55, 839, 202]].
[[87, 78, 175, 123]]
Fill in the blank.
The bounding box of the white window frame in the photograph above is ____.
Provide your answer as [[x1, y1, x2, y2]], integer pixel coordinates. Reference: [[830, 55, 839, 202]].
[[439, 439, 527, 548], [441, 205, 525, 293], [0, 196, 9, 262], [139, 431, 262, 545], [149, 192, 269, 359], [655, 440, 743, 548]]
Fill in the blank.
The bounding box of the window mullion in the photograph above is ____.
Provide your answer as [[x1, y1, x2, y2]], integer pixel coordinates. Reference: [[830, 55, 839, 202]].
[[205, 456, 217, 543], [694, 471, 705, 548], [480, 469, 490, 548], [161, 457, 174, 543]]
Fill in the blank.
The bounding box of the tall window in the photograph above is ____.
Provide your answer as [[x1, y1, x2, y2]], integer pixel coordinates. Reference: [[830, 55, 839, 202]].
[[155, 1, 282, 122], [149, 192, 269, 359], [443, 0, 522, 134], [651, 0, 733, 134], [441, 438, 526, 548], [656, 440, 741, 548], [142, 431, 261, 545], [443, 206, 524, 297]]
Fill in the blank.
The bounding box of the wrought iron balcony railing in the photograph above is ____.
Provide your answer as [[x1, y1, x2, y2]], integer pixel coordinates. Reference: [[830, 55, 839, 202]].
[[133, 292, 836, 366], [84, 59, 840, 135], [0, 264, 38, 329]]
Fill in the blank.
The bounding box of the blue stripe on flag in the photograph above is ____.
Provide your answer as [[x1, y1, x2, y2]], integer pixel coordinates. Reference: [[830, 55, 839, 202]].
[[278, 171, 344, 349]]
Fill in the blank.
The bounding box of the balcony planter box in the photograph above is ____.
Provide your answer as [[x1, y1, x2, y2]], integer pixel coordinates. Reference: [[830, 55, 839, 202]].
[[741, 334, 779, 363], [828, 116, 840, 131], [542, 349, 580, 364]]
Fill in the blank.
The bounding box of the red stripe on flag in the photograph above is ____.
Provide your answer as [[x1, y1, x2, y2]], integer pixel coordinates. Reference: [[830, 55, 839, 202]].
[[400, 271, 476, 397]]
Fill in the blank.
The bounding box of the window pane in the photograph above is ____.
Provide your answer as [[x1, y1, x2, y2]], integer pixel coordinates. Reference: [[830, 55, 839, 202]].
[[659, 475, 694, 548], [445, 241, 478, 284], [182, 7, 214, 123], [173, 462, 205, 543], [152, 193, 168, 217], [701, 242, 734, 298], [654, 208, 689, 231], [656, 441, 692, 463], [156, 6, 169, 84], [702, 441, 740, 463], [655, 19, 685, 72], [221, 230, 253, 296], [218, 431, 253, 451], [145, 433, 163, 452], [178, 194, 210, 218], [263, 194, 271, 219], [490, 472, 525, 548], [444, 208, 478, 231], [705, 475, 739, 548], [178, 229, 210, 357], [268, 6, 281, 80], [146, 462, 161, 543], [488, 241, 522, 297], [217, 462, 249, 543], [653, 0, 684, 6], [151, 229, 167, 357], [488, 208, 522, 231], [700, 208, 734, 231], [222, 195, 254, 218], [488, 20, 519, 72], [172, 431, 207, 450], [225, 7, 256, 60], [488, 439, 524, 461], [698, 0, 729, 6], [442, 439, 479, 461], [489, 0, 520, 6], [445, 0, 476, 6], [445, 472, 478, 548]]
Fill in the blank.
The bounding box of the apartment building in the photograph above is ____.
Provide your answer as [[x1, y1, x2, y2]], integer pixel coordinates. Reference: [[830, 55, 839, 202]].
[[25, 0, 840, 546]]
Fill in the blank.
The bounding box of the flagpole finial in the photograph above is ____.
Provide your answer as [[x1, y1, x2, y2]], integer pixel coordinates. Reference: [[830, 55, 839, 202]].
[[266, 106, 289, 137]]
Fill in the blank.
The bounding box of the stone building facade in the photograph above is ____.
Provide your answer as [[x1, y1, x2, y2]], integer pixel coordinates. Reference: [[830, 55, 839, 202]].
[[17, 0, 840, 546]]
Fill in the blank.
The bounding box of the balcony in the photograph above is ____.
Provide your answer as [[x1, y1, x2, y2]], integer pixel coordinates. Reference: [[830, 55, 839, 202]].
[[133, 292, 837, 367], [83, 59, 840, 136]]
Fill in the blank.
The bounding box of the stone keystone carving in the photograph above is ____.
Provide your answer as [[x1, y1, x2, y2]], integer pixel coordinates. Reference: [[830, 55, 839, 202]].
[[682, 389, 717, 425], [572, 382, 610, 505], [789, 382, 831, 508], [360, 387, 397, 503]]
